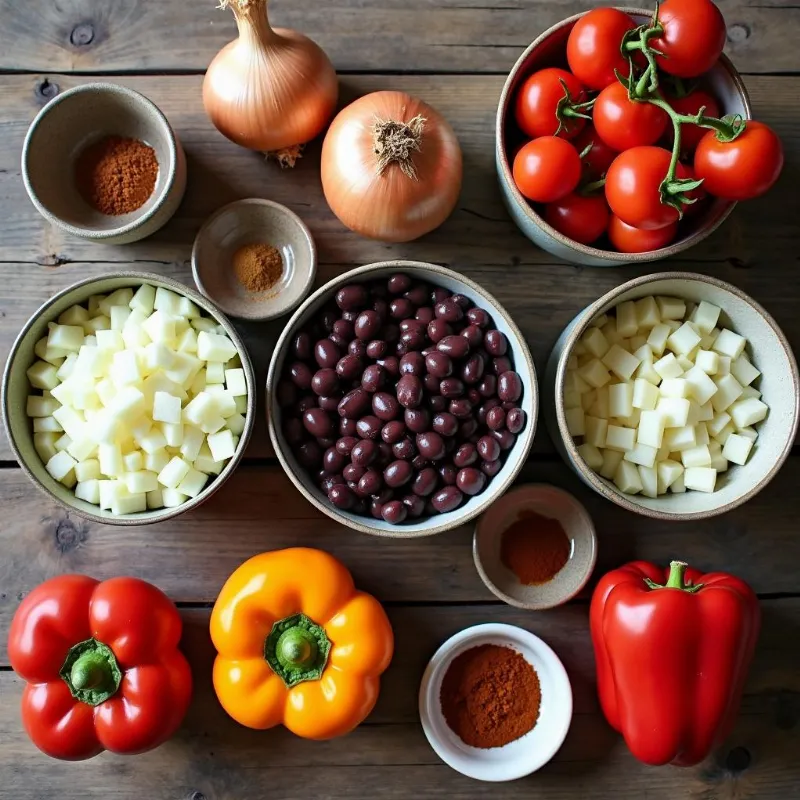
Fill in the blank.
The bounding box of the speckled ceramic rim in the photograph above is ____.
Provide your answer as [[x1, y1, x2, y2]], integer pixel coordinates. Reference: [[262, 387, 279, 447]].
[[191, 198, 318, 321], [1, 272, 256, 526], [495, 9, 752, 264], [21, 83, 181, 239], [472, 484, 597, 610], [266, 260, 538, 538], [552, 272, 800, 520]]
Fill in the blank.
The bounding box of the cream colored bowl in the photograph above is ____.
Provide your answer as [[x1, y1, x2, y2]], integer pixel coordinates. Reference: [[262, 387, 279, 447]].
[[544, 273, 798, 519], [2, 273, 255, 525]]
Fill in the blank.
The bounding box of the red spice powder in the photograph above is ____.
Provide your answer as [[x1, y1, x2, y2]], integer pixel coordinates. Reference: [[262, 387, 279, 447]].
[[500, 510, 570, 585]]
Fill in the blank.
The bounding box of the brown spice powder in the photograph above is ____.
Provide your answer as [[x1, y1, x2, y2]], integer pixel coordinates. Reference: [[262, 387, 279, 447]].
[[233, 242, 284, 293], [440, 644, 541, 748], [501, 510, 570, 585], [75, 135, 159, 216]]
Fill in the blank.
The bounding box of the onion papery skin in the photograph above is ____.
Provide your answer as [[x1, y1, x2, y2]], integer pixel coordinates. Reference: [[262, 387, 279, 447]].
[[321, 91, 463, 242], [203, 3, 338, 153]]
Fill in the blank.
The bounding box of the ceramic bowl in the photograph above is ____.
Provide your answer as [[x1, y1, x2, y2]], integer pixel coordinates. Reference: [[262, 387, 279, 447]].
[[473, 484, 596, 609], [545, 272, 799, 519], [495, 8, 751, 267], [192, 198, 317, 321], [22, 82, 187, 245], [2, 273, 256, 525], [418, 623, 573, 781], [267, 260, 538, 538]]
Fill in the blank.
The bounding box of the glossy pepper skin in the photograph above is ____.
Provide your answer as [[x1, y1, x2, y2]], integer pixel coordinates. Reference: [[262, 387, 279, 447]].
[[211, 548, 394, 739], [7, 575, 192, 761], [591, 560, 760, 767]]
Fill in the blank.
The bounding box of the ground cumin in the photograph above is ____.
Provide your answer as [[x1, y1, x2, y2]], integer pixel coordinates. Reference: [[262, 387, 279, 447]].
[[232, 242, 284, 293], [440, 644, 541, 748], [501, 510, 570, 585], [75, 135, 158, 215]]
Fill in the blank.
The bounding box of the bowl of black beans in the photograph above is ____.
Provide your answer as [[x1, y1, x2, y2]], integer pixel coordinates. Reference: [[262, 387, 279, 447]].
[[267, 261, 537, 537]]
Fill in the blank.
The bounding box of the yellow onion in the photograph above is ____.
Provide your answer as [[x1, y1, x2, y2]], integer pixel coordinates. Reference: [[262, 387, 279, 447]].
[[321, 91, 463, 242], [203, 0, 338, 161]]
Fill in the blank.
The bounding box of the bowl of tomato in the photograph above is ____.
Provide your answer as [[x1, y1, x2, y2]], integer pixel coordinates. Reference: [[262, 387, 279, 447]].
[[496, 3, 783, 266]]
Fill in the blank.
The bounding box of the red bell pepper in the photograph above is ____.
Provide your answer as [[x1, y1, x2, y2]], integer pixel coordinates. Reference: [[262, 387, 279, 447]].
[[7, 574, 192, 761], [590, 560, 760, 767]]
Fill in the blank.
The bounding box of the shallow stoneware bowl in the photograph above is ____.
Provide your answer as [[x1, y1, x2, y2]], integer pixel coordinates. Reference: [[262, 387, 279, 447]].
[[2, 273, 256, 525], [418, 623, 572, 781], [473, 484, 596, 609], [545, 272, 799, 519], [267, 260, 538, 538], [192, 198, 317, 321], [495, 8, 751, 267], [22, 83, 187, 245]]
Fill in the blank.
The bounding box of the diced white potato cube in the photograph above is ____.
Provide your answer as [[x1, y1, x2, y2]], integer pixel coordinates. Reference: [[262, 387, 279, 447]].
[[27, 361, 61, 391], [659, 378, 688, 399], [207, 429, 236, 463], [637, 410, 666, 448], [599, 448, 624, 479], [123, 451, 144, 473], [58, 305, 89, 327], [632, 378, 659, 411], [565, 407, 585, 437], [711, 374, 744, 413], [84, 315, 111, 334], [158, 456, 192, 489], [710, 453, 729, 473], [667, 322, 702, 357], [695, 350, 719, 375], [124, 470, 159, 494], [52, 405, 85, 439], [57, 354, 80, 382], [691, 301, 721, 334], [624, 442, 658, 468], [110, 305, 132, 332], [683, 366, 718, 406], [630, 335, 648, 353], [34, 432, 59, 462], [684, 467, 717, 493], [136, 427, 167, 455], [75, 479, 100, 505], [194, 442, 225, 475], [581, 389, 597, 412], [712, 329, 746, 359], [737, 427, 758, 442], [225, 368, 247, 397], [591, 313, 609, 327], [206, 361, 225, 384], [26, 396, 59, 418], [614, 460, 643, 494], [722, 433, 754, 466], [33, 415, 64, 433], [183, 392, 216, 427], [582, 327, 610, 358], [225, 413, 246, 436], [608, 382, 633, 418], [670, 472, 686, 493], [191, 317, 217, 333], [716, 355, 731, 376], [112, 489, 147, 515], [663, 424, 696, 452], [681, 445, 712, 468], [46, 451, 77, 482], [152, 391, 182, 425], [635, 296, 660, 328], [234, 395, 247, 415], [584, 416, 608, 448], [716, 422, 737, 445], [656, 296, 686, 320], [730, 355, 760, 387], [577, 443, 604, 470], [95, 330, 125, 353], [146, 489, 164, 510], [616, 301, 638, 338], [162, 422, 184, 448], [696, 401, 714, 422], [654, 354, 683, 380], [602, 345, 641, 381], [161, 488, 188, 507], [176, 468, 208, 498], [110, 350, 142, 387], [154, 287, 182, 315], [98, 289, 134, 317], [48, 324, 85, 353], [142, 310, 177, 345], [606, 425, 636, 452], [166, 352, 202, 388], [54, 432, 72, 452], [130, 283, 156, 314], [144, 448, 171, 473], [66, 436, 97, 462], [729, 397, 769, 429], [98, 443, 124, 478], [638, 465, 658, 498], [657, 460, 684, 494], [579, 358, 612, 389], [197, 331, 237, 363], [74, 459, 101, 483], [564, 387, 581, 409], [656, 397, 690, 428], [96, 479, 115, 510], [34, 336, 68, 367], [647, 324, 671, 357], [177, 328, 198, 354], [708, 412, 732, 438], [614, 407, 641, 429], [695, 422, 710, 446], [180, 425, 205, 462], [740, 385, 761, 400]]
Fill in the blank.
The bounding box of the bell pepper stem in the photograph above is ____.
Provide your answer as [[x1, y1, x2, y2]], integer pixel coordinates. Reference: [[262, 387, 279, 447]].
[[644, 561, 705, 593], [71, 653, 112, 691], [60, 638, 123, 706], [265, 613, 331, 688]]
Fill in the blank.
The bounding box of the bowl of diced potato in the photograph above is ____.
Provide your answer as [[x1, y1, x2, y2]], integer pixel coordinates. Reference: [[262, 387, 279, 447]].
[[2, 272, 255, 524], [544, 272, 798, 520]]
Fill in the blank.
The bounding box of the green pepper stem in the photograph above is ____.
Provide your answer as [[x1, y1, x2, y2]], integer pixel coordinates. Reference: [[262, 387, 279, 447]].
[[60, 638, 123, 706], [70, 653, 112, 691], [665, 560, 689, 590], [265, 613, 332, 688], [276, 628, 318, 670]]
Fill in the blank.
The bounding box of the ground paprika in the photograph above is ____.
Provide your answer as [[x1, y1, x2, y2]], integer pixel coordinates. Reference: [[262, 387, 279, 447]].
[[439, 644, 541, 748], [500, 510, 570, 584], [232, 242, 284, 293]]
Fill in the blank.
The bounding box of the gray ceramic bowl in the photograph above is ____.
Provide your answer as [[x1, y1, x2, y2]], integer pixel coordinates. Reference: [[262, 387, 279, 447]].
[[2, 273, 255, 525], [267, 261, 538, 538], [496, 9, 751, 267], [192, 198, 317, 321], [545, 272, 799, 519], [473, 484, 596, 610], [22, 83, 187, 245]]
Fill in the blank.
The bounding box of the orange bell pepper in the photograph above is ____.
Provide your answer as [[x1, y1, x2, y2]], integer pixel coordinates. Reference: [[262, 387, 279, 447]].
[[210, 547, 394, 739]]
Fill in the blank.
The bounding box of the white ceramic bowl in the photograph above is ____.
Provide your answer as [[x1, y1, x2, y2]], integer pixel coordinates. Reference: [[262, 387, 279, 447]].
[[495, 8, 751, 267], [267, 261, 538, 538], [418, 623, 573, 781], [544, 272, 799, 519], [2, 273, 256, 525]]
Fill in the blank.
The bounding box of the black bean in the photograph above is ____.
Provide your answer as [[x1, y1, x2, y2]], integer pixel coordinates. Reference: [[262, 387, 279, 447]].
[[321, 473, 346, 494], [397, 374, 423, 409], [411, 454, 429, 471], [452, 293, 472, 310], [467, 388, 482, 406], [402, 494, 426, 518], [405, 408, 430, 434], [399, 351, 426, 376], [378, 356, 400, 377], [484, 330, 508, 356], [491, 429, 516, 451], [328, 332, 349, 351], [360, 364, 385, 393], [336, 354, 363, 381], [373, 298, 389, 320], [477, 435, 501, 462], [316, 436, 336, 450], [384, 460, 413, 488], [387, 274, 412, 294], [437, 335, 470, 359], [321, 310, 338, 332], [435, 298, 464, 323], [341, 310, 359, 323], [377, 441, 393, 466], [370, 500, 385, 520], [358, 469, 383, 496], [349, 339, 367, 358], [480, 459, 502, 477], [381, 420, 406, 444], [373, 392, 400, 421], [337, 437, 359, 456], [340, 417, 358, 437], [392, 437, 416, 461], [439, 463, 458, 486], [412, 467, 439, 497], [477, 397, 501, 425], [366, 340, 388, 359], [382, 324, 400, 344], [355, 310, 382, 341], [498, 371, 523, 403], [328, 484, 356, 509], [459, 418, 479, 439], [336, 284, 369, 311], [351, 440, 378, 467], [430, 395, 448, 412], [381, 500, 407, 524], [357, 416, 382, 440], [416, 306, 435, 324], [478, 374, 497, 398], [333, 319, 354, 340], [506, 408, 526, 434], [427, 319, 452, 343], [423, 373, 440, 394], [432, 287, 451, 303], [416, 431, 446, 460], [302, 408, 334, 438], [461, 325, 484, 349], [297, 441, 322, 468], [432, 412, 458, 437], [457, 467, 487, 496], [454, 443, 478, 468], [338, 388, 371, 418], [425, 351, 452, 378], [314, 339, 340, 369], [487, 406, 506, 431], [440, 378, 464, 398], [390, 298, 415, 319], [461, 354, 485, 385], [400, 328, 426, 350], [289, 362, 313, 390], [493, 356, 513, 376], [295, 395, 317, 414], [404, 284, 430, 306], [311, 368, 339, 396], [449, 398, 473, 418], [431, 486, 464, 513], [467, 307, 491, 328], [293, 332, 313, 360]]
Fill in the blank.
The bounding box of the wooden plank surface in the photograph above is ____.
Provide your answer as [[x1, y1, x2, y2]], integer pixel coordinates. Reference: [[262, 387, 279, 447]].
[[1, 73, 799, 459], [0, 0, 796, 76], [0, 600, 797, 799]]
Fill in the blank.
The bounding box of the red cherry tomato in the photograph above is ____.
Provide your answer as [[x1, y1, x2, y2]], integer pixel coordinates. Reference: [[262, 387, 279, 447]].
[[605, 146, 691, 230], [572, 124, 617, 180], [545, 192, 610, 245], [566, 8, 639, 91], [513, 137, 582, 203], [608, 215, 679, 253], [693, 121, 784, 201], [667, 89, 721, 153], [652, 0, 727, 78], [514, 67, 588, 139], [593, 82, 669, 152]]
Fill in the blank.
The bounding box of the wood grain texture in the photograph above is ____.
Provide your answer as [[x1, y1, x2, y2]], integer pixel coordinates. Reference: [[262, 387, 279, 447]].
[[0, 0, 796, 75], [0, 600, 797, 799], [1, 458, 798, 646], [1, 73, 799, 458]]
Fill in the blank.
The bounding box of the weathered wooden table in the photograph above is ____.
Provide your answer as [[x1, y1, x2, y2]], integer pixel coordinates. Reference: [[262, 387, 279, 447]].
[[1, 1, 798, 798]]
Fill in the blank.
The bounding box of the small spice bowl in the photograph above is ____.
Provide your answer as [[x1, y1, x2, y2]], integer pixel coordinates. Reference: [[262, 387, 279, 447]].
[[419, 623, 573, 781], [473, 484, 597, 610], [192, 198, 317, 321], [22, 82, 187, 245]]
